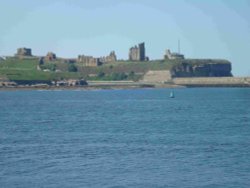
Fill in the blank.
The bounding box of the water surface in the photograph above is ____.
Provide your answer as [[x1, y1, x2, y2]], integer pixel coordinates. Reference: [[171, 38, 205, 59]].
[[0, 88, 250, 187]]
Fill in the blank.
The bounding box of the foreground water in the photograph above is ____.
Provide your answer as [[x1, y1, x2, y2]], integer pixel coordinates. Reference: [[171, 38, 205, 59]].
[[0, 88, 250, 188]]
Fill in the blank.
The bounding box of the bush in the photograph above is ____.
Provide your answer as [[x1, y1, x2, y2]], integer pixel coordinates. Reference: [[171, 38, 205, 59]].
[[97, 71, 105, 78], [110, 72, 127, 80], [68, 64, 78, 72], [40, 64, 56, 71], [128, 71, 135, 79]]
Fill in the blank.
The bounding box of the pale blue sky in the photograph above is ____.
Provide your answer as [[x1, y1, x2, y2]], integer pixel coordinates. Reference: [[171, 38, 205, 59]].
[[0, 0, 249, 76]]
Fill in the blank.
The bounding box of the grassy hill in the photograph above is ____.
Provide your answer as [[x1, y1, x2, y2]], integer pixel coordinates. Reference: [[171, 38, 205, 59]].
[[0, 57, 231, 82], [0, 57, 176, 81], [0, 57, 83, 81]]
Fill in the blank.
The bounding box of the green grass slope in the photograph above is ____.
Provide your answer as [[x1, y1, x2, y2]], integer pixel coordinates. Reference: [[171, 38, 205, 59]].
[[0, 57, 231, 82]]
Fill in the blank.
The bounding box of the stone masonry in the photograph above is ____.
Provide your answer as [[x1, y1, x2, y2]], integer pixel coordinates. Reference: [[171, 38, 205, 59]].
[[164, 49, 184, 60], [77, 55, 102, 67], [46, 52, 57, 61], [15, 48, 32, 57], [129, 42, 146, 61], [78, 51, 117, 66], [107, 51, 117, 62]]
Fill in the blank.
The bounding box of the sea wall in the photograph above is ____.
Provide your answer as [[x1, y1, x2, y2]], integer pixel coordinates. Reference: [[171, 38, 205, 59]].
[[172, 77, 250, 87]]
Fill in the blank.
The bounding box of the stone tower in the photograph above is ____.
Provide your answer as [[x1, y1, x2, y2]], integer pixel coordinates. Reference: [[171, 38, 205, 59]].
[[129, 42, 146, 61], [138, 42, 145, 61]]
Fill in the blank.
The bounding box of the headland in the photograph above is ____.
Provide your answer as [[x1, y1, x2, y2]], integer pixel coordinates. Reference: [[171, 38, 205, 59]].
[[0, 42, 249, 90]]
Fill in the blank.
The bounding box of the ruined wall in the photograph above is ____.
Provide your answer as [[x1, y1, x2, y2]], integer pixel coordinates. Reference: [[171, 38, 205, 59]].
[[164, 49, 184, 60], [15, 48, 32, 57], [46, 52, 56, 61], [105, 51, 116, 62], [129, 43, 146, 61], [78, 51, 116, 66], [77, 55, 102, 66], [129, 46, 139, 61], [100, 51, 117, 63]]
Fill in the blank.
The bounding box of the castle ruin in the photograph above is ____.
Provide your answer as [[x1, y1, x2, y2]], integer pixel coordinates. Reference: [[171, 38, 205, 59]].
[[46, 52, 57, 61], [15, 48, 32, 57], [78, 51, 117, 66], [129, 42, 146, 61], [103, 51, 117, 63], [164, 49, 184, 60], [77, 55, 102, 67]]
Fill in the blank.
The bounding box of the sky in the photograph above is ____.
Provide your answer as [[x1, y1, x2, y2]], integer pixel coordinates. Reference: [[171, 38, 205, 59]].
[[0, 0, 249, 76]]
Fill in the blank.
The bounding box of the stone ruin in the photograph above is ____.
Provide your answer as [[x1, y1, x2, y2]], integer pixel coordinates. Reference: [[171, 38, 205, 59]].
[[164, 49, 184, 60], [77, 51, 117, 66], [77, 55, 102, 67], [46, 52, 56, 61], [107, 51, 117, 62], [100, 51, 117, 63], [129, 42, 146, 61], [15, 48, 32, 57]]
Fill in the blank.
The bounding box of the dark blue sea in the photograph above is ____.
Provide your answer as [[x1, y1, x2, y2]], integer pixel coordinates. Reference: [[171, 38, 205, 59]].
[[0, 88, 250, 188]]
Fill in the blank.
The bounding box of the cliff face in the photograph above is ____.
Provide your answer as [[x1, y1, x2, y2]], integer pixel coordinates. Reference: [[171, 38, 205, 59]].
[[171, 60, 232, 77]]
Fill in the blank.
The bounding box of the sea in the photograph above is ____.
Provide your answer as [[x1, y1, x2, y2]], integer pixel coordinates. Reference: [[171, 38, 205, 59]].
[[0, 88, 250, 188]]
